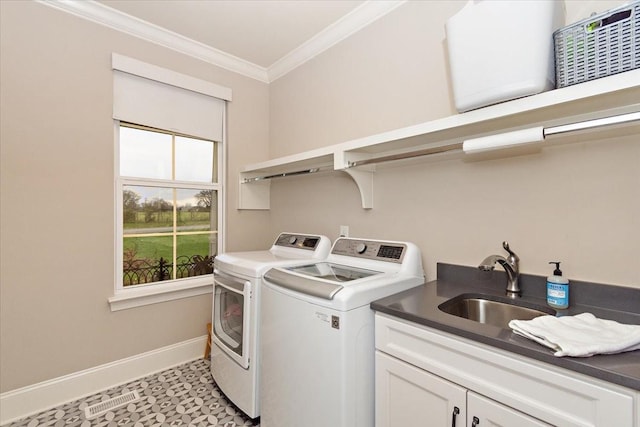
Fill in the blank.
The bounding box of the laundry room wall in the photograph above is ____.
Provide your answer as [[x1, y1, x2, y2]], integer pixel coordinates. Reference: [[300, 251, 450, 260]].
[[0, 1, 270, 392], [267, 0, 640, 289]]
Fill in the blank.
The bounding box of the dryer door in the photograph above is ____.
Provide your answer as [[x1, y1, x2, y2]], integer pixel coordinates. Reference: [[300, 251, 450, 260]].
[[212, 272, 251, 369]]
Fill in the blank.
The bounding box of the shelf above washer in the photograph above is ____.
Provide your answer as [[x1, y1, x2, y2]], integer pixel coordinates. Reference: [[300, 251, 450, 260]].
[[239, 70, 640, 210]]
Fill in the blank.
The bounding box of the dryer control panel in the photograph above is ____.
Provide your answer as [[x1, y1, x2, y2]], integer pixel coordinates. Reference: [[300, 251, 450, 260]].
[[274, 233, 322, 250], [331, 238, 406, 263]]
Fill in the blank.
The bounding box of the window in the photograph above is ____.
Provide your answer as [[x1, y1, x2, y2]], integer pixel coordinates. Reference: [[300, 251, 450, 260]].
[[118, 123, 220, 288], [109, 53, 231, 310]]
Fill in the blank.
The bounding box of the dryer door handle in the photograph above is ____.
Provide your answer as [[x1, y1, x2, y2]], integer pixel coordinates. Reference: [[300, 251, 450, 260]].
[[214, 272, 248, 293]]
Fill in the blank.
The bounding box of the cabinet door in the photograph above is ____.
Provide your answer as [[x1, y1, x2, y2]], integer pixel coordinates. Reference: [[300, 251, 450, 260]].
[[468, 392, 552, 427], [376, 351, 466, 427]]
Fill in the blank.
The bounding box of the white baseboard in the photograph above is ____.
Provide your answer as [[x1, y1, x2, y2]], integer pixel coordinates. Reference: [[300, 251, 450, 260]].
[[0, 335, 208, 425]]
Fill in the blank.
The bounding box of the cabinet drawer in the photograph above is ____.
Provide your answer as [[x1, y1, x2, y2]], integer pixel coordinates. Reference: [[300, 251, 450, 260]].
[[375, 313, 635, 427], [468, 391, 551, 427]]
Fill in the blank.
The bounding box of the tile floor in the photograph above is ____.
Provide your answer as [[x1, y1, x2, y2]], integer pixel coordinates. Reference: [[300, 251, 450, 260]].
[[5, 358, 260, 427]]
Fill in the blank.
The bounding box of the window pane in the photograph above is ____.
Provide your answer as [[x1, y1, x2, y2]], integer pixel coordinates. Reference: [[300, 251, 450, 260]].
[[120, 126, 172, 179], [118, 123, 220, 290], [176, 188, 216, 232], [123, 186, 174, 234], [175, 136, 215, 182], [176, 234, 214, 279], [123, 236, 173, 286]]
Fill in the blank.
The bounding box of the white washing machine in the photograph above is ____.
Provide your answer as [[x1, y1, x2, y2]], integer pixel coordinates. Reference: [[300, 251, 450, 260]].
[[260, 237, 425, 427], [211, 232, 331, 419]]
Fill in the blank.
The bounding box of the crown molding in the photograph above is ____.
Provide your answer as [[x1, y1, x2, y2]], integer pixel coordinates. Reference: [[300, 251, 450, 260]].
[[36, 0, 406, 84], [36, 0, 270, 83], [268, 1, 407, 82]]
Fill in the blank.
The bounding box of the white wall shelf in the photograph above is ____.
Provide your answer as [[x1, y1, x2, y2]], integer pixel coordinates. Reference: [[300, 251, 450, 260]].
[[239, 70, 640, 210]]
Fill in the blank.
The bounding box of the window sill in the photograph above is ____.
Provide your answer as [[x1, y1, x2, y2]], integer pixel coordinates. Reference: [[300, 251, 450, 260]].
[[109, 277, 213, 311]]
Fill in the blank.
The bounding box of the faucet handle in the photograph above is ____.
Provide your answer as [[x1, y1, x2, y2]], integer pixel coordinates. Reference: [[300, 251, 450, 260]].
[[502, 241, 519, 262]]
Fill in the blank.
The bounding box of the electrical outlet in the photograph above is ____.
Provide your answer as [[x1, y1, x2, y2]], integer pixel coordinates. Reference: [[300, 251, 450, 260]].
[[339, 225, 349, 237]]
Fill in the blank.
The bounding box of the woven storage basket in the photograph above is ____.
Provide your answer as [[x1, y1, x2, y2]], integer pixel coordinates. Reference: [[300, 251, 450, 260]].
[[554, 0, 640, 88]]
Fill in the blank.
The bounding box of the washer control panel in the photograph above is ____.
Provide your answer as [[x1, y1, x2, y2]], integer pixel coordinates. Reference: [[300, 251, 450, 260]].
[[331, 238, 406, 263], [274, 233, 322, 250]]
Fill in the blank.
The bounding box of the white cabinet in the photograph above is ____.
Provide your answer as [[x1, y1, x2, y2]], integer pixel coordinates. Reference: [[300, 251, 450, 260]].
[[375, 313, 638, 427], [376, 350, 550, 427]]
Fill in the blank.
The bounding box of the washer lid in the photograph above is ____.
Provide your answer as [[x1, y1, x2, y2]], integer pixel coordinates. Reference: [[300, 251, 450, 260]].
[[263, 262, 383, 300], [286, 262, 381, 282]]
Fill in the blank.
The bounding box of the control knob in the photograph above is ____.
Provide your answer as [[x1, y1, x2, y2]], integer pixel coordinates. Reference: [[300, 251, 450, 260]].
[[288, 236, 298, 245], [356, 243, 367, 254]]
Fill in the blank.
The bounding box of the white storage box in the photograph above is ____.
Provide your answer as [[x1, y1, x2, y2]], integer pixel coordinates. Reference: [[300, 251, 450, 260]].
[[446, 0, 565, 112]]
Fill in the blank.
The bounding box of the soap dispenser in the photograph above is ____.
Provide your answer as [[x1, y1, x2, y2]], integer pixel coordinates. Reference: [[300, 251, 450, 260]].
[[547, 261, 569, 309]]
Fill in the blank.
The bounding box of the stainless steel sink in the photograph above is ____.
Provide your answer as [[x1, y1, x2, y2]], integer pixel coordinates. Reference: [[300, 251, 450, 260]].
[[438, 293, 556, 329]]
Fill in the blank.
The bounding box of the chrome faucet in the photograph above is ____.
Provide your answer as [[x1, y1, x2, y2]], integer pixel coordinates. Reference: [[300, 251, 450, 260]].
[[479, 241, 520, 297]]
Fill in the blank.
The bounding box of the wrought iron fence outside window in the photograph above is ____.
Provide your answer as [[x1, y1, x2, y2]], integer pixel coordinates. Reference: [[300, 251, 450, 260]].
[[123, 255, 214, 286]]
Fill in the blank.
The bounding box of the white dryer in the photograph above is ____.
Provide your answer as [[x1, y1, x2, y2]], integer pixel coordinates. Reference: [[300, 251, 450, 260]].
[[260, 237, 425, 427], [211, 232, 331, 419]]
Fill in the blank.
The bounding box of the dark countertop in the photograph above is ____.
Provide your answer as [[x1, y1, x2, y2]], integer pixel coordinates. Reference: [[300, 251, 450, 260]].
[[371, 263, 640, 391]]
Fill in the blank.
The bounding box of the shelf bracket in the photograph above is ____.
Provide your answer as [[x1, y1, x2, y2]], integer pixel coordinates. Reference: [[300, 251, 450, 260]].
[[343, 168, 374, 209], [334, 150, 375, 209]]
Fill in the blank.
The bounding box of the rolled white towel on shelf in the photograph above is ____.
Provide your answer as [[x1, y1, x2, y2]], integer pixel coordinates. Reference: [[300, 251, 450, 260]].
[[509, 312, 640, 357], [462, 126, 544, 154]]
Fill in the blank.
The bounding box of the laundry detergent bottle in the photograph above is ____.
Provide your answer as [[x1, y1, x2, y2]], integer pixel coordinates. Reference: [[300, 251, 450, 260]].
[[546, 261, 569, 309]]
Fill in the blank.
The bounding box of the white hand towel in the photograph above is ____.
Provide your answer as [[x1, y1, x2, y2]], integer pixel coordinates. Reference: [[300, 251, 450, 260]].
[[509, 313, 640, 357]]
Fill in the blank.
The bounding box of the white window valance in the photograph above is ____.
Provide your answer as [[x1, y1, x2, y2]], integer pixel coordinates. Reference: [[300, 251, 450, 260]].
[[112, 53, 231, 141]]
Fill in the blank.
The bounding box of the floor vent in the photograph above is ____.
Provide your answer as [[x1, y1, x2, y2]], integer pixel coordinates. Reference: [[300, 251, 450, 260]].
[[84, 390, 140, 420]]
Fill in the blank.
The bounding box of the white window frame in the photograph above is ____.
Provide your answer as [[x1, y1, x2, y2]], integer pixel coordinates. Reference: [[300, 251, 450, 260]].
[[109, 121, 225, 311], [108, 53, 230, 311]]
